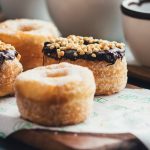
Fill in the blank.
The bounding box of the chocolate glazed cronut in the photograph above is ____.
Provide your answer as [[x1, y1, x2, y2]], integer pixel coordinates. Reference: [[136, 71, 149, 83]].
[[0, 41, 23, 96], [42, 35, 127, 95]]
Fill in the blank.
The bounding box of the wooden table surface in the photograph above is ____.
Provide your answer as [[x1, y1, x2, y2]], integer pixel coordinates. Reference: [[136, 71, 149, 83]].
[[128, 65, 150, 83], [128, 65, 150, 89], [8, 129, 147, 150]]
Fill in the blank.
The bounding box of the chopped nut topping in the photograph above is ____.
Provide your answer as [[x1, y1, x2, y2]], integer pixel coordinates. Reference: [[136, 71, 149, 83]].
[[44, 35, 125, 59], [0, 41, 15, 51], [0, 41, 19, 65], [73, 52, 78, 57], [91, 53, 96, 58], [60, 51, 64, 56]]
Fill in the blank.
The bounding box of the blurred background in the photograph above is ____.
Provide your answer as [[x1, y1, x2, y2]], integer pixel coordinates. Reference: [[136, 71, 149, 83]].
[[0, 0, 124, 41]]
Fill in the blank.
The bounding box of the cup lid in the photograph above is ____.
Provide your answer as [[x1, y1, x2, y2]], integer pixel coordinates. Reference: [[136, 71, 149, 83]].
[[121, 0, 150, 19]]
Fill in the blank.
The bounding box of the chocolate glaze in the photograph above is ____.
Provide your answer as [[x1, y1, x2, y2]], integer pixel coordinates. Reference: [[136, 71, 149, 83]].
[[83, 40, 99, 45], [0, 50, 18, 65], [43, 42, 125, 64]]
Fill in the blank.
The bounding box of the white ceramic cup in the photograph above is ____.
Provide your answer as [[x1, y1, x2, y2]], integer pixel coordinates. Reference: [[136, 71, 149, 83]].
[[121, 0, 150, 67]]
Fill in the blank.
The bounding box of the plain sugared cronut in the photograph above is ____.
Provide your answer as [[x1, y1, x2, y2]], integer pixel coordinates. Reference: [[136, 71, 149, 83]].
[[0, 19, 60, 70], [15, 62, 96, 126], [0, 41, 23, 96], [43, 35, 127, 95]]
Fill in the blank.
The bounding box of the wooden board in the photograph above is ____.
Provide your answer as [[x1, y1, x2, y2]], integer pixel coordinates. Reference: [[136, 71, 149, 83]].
[[8, 130, 147, 150], [128, 65, 150, 83], [6, 84, 148, 150]]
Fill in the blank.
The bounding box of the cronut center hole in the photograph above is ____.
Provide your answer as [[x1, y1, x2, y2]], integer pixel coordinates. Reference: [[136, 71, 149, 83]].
[[46, 70, 68, 78], [20, 25, 38, 32]]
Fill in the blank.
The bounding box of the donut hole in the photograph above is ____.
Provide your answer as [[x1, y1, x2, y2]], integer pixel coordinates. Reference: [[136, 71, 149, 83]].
[[19, 25, 37, 32], [46, 70, 68, 78]]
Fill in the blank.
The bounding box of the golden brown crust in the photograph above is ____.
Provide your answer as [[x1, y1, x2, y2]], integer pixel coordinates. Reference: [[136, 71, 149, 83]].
[[0, 58, 23, 96], [15, 63, 96, 126], [44, 57, 127, 95], [0, 19, 60, 70], [16, 93, 93, 126]]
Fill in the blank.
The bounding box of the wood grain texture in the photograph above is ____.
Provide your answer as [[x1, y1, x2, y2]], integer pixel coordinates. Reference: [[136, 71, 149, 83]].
[[8, 130, 147, 150], [7, 84, 148, 150], [128, 65, 150, 83]]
